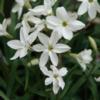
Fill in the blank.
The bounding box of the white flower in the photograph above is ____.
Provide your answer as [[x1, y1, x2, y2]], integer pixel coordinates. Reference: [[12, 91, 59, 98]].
[[12, 0, 25, 18], [7, 27, 38, 60], [46, 7, 85, 40], [23, 12, 45, 32], [16, 12, 45, 33], [29, 0, 57, 16], [12, 0, 31, 19], [77, 0, 100, 19], [0, 19, 10, 37], [76, 49, 93, 70], [40, 65, 68, 94], [33, 32, 71, 66], [95, 77, 100, 82]]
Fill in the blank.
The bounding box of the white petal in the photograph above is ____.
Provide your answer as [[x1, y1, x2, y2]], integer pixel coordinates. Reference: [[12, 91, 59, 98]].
[[18, 7, 23, 19], [19, 48, 28, 58], [12, 4, 19, 13], [58, 77, 65, 89], [51, 0, 57, 5], [10, 50, 20, 60], [49, 52, 58, 66], [45, 77, 53, 85], [53, 43, 71, 53], [68, 12, 78, 20], [46, 16, 60, 30], [78, 1, 88, 15], [53, 80, 59, 94], [16, 0, 24, 6], [57, 27, 73, 40], [59, 67, 68, 76], [20, 27, 28, 44], [50, 65, 58, 72], [28, 16, 42, 24], [33, 44, 45, 52], [69, 20, 85, 32], [39, 52, 49, 66], [29, 5, 46, 16], [56, 7, 70, 21], [28, 31, 38, 44], [49, 31, 61, 46], [38, 33, 49, 47], [88, 4, 97, 19], [22, 21, 30, 34], [79, 62, 87, 71], [44, 0, 52, 8], [7, 40, 23, 49], [36, 23, 45, 32], [95, 77, 100, 82], [40, 66, 52, 76], [95, 1, 100, 13], [2, 19, 8, 31]]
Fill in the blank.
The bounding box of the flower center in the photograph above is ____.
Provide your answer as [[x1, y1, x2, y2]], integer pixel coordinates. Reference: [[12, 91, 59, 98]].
[[48, 45, 53, 51], [88, 0, 94, 3], [62, 21, 68, 27], [53, 74, 58, 79]]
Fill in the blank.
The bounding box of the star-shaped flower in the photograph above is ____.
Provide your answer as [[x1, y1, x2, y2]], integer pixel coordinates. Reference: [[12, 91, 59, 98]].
[[12, 0, 32, 19], [76, 49, 93, 70], [77, 0, 100, 19], [0, 19, 11, 37], [7, 27, 38, 60], [46, 7, 85, 40], [29, 0, 57, 16], [16, 12, 45, 33], [40, 65, 68, 94], [33, 31, 71, 66]]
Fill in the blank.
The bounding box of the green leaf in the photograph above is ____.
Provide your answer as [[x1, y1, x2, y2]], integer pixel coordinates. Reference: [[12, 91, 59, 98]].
[[0, 91, 9, 100], [88, 76, 99, 100], [67, 75, 87, 96]]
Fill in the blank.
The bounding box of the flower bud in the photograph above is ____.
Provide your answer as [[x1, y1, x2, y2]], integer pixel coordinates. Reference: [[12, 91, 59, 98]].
[[88, 36, 98, 53]]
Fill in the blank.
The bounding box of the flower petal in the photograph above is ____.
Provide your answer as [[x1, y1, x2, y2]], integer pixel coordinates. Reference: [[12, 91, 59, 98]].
[[79, 61, 87, 71], [88, 4, 97, 19], [20, 27, 28, 44], [22, 21, 30, 34], [33, 44, 45, 52], [18, 7, 23, 19], [95, 1, 100, 13], [53, 43, 71, 53], [39, 52, 49, 66], [59, 67, 68, 76], [57, 27, 73, 40], [29, 5, 46, 16], [58, 77, 65, 89], [40, 66, 52, 76], [69, 20, 85, 32], [7, 40, 23, 49], [56, 7, 70, 21], [78, 1, 88, 15], [28, 30, 38, 44], [38, 33, 49, 47], [12, 4, 19, 13], [45, 77, 53, 85], [10, 50, 20, 60], [46, 16, 60, 30], [19, 48, 28, 58], [49, 31, 61, 46], [49, 52, 58, 66], [53, 79, 59, 94]]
